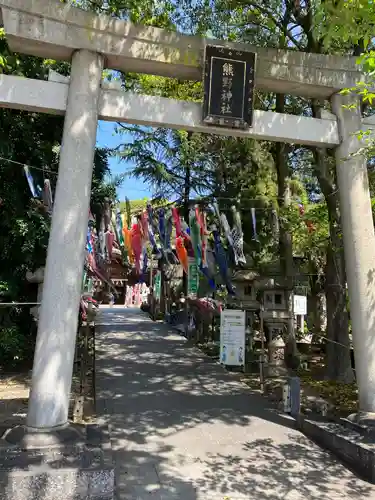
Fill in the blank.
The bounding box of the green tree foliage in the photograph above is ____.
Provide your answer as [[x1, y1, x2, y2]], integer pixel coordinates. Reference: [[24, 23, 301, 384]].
[[316, 0, 375, 53], [106, 0, 358, 380], [68, 0, 176, 28], [196, 0, 355, 381], [4, 0, 362, 382], [316, 0, 375, 156], [115, 127, 213, 204], [0, 31, 122, 367], [118, 198, 149, 214], [91, 147, 126, 231], [199, 135, 279, 263], [0, 31, 65, 367]]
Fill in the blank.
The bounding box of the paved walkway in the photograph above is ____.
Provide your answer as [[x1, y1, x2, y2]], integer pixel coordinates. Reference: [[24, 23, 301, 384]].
[[95, 307, 375, 500]]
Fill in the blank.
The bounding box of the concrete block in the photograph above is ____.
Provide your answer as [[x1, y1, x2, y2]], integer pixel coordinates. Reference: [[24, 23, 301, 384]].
[[0, 424, 114, 500]]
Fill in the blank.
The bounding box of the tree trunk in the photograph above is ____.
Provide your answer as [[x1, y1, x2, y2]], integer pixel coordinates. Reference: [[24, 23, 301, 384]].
[[308, 291, 326, 341], [311, 105, 354, 382], [294, 0, 355, 384], [325, 241, 354, 382], [182, 159, 191, 298], [159, 263, 166, 316], [182, 142, 191, 334], [274, 94, 297, 357], [307, 272, 326, 341]]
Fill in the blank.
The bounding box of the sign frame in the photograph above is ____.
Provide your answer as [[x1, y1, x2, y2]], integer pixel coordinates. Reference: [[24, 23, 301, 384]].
[[294, 295, 307, 316], [202, 45, 256, 130], [220, 309, 246, 367]]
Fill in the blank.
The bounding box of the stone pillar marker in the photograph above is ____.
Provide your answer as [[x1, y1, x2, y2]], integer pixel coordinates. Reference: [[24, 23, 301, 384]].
[[27, 49, 104, 431], [331, 93, 375, 417]]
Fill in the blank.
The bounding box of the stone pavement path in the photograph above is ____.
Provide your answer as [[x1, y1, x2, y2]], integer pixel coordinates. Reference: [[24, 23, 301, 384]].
[[95, 307, 375, 500]]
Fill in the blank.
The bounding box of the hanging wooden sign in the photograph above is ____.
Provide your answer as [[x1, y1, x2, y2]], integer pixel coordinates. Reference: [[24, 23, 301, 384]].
[[154, 270, 161, 300], [187, 258, 199, 299], [202, 45, 256, 130]]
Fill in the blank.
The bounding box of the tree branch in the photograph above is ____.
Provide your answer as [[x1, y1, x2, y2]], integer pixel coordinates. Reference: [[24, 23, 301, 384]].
[[246, 2, 304, 50]]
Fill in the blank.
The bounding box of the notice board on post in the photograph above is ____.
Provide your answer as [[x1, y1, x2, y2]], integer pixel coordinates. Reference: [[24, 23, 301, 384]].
[[202, 45, 256, 130], [294, 295, 307, 315], [220, 309, 246, 366]]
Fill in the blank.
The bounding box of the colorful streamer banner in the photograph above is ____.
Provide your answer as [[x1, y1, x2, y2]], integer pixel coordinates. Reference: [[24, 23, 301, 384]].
[[251, 207, 259, 242], [24, 166, 39, 198], [43, 179, 53, 214], [231, 206, 246, 266]]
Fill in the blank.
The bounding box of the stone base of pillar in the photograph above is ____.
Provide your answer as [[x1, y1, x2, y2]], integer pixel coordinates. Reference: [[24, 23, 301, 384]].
[[0, 423, 114, 499], [347, 411, 375, 429], [265, 362, 287, 378], [2, 423, 86, 449]]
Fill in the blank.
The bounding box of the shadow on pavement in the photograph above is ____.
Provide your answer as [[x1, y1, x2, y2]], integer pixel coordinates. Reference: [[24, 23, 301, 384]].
[[95, 307, 375, 499]]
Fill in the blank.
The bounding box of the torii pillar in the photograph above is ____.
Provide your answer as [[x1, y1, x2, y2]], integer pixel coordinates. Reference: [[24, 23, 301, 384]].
[[26, 50, 104, 431], [332, 94, 375, 421]]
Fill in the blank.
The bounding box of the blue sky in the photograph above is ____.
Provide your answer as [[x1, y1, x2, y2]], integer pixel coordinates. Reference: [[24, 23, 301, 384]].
[[96, 121, 151, 201]]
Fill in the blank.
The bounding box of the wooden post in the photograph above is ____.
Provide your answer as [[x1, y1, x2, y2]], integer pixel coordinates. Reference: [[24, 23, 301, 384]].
[[259, 301, 265, 395], [73, 301, 93, 423]]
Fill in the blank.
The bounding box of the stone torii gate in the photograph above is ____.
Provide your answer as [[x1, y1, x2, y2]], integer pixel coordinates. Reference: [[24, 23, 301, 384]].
[[1, 0, 375, 433]]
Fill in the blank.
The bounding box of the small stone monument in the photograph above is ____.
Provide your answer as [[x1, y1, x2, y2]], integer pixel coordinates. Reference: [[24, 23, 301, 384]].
[[266, 326, 287, 376], [261, 286, 289, 377]]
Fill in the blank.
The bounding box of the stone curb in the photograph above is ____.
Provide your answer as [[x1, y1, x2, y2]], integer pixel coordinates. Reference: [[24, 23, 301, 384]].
[[295, 413, 375, 483]]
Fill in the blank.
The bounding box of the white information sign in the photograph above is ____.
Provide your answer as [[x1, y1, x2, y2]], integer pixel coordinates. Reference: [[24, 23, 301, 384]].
[[294, 295, 307, 315], [220, 309, 246, 366]]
